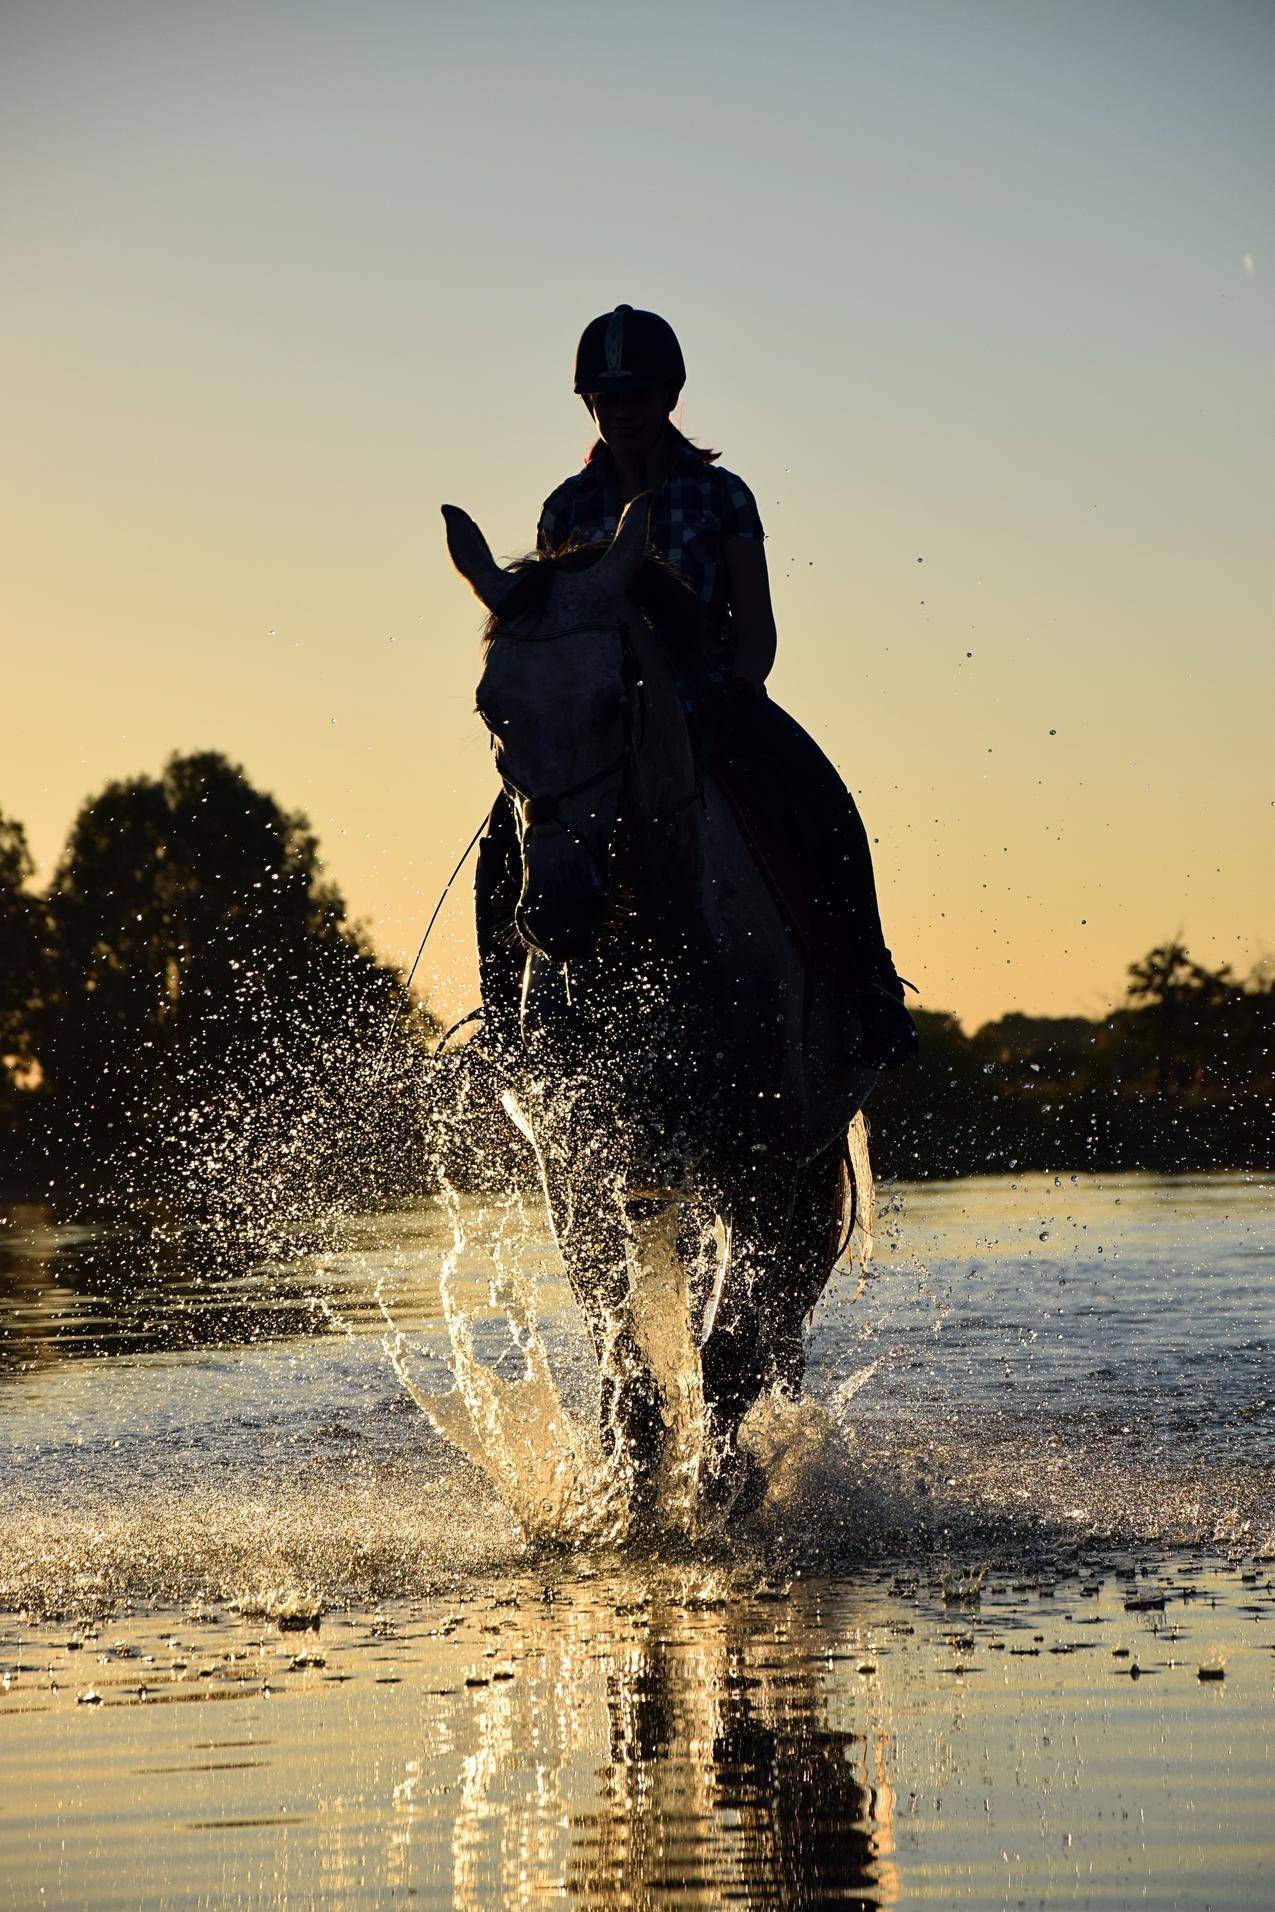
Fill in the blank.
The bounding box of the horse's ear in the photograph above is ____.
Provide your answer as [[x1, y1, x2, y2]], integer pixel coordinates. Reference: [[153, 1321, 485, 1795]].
[[586, 493, 652, 600], [441, 505, 516, 613]]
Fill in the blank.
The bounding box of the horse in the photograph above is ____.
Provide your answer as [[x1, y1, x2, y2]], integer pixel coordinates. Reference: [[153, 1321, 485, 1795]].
[[444, 496, 877, 1513]]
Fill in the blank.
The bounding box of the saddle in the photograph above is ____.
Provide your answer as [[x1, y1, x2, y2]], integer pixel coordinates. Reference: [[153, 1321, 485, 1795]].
[[712, 757, 821, 970]]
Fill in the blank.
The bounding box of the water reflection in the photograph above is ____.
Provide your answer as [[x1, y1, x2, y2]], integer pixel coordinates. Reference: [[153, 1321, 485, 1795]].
[[0, 1200, 456, 1373], [569, 1598, 898, 1910], [0, 1202, 323, 1368], [6, 1564, 1269, 1909], [399, 1573, 900, 1909]]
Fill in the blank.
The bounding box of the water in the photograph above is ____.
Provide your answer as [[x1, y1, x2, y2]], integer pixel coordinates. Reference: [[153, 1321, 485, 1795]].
[[1, 1171, 1272, 1905]]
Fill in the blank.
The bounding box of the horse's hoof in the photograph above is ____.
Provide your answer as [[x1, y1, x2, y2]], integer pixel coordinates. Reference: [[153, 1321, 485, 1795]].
[[732, 1451, 768, 1518], [701, 1446, 767, 1525]]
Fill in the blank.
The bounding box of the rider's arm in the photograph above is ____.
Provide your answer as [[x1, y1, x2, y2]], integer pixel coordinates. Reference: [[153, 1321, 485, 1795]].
[[723, 536, 778, 689]]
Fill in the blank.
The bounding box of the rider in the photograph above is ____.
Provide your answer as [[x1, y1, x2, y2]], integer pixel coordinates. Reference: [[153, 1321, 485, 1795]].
[[475, 303, 917, 1068]]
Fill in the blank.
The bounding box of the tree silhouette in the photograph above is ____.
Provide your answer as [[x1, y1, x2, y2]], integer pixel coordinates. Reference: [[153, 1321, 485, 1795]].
[[30, 752, 433, 1209], [1121, 939, 1252, 1097], [1126, 939, 1239, 1014], [865, 945, 1272, 1179]]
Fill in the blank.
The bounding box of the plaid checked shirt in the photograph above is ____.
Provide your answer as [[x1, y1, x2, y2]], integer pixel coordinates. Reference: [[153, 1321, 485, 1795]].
[[536, 430, 765, 629]]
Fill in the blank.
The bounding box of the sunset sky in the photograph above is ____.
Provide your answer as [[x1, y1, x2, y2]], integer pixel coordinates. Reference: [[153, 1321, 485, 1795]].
[[3, 0, 1271, 1032]]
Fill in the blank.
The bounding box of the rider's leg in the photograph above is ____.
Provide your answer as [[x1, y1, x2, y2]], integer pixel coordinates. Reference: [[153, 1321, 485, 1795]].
[[474, 793, 523, 1051], [717, 690, 917, 1066]]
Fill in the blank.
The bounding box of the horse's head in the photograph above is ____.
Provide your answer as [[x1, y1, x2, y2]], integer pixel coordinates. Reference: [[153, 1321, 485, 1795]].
[[445, 498, 656, 964]]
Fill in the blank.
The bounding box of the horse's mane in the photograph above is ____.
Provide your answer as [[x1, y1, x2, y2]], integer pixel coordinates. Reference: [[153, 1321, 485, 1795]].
[[481, 542, 708, 671]]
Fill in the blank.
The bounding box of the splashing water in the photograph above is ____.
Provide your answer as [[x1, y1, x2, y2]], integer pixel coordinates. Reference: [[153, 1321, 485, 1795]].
[[385, 1179, 619, 1545], [2, 1164, 1271, 1624], [380, 1114, 876, 1548], [381, 1178, 714, 1547], [93, 967, 884, 1559]]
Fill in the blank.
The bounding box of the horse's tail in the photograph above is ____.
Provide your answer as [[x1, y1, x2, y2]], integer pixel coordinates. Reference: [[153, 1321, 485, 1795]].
[[839, 1111, 874, 1276]]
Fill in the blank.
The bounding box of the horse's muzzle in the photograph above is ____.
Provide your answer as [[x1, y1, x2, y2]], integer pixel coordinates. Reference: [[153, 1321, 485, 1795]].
[[516, 862, 607, 963]]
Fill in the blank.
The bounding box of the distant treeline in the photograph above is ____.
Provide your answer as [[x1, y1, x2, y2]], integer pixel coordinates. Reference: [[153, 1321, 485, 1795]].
[[2, 756, 1272, 1210], [869, 946, 1274, 1179]]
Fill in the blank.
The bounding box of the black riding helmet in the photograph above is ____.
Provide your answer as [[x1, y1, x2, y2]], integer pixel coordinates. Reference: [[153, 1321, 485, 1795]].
[[574, 304, 686, 400]]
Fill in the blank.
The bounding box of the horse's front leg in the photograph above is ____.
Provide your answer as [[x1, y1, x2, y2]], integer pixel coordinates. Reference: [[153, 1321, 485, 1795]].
[[541, 1163, 678, 1499], [699, 1166, 798, 1457], [759, 1138, 849, 1399]]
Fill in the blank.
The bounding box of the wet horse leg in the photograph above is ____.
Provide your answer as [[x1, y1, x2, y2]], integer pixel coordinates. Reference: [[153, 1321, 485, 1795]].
[[542, 1167, 668, 1487], [700, 1141, 847, 1445], [764, 1139, 849, 1397], [698, 1170, 793, 1454]]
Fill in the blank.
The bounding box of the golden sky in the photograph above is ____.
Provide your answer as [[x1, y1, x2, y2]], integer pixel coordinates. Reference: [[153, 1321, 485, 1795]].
[[3, 0, 1271, 1031]]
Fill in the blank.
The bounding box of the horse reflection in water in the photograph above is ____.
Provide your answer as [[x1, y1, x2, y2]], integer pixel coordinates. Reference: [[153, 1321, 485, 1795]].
[[443, 499, 876, 1523], [571, 1619, 898, 1910], [426, 1577, 899, 1911]]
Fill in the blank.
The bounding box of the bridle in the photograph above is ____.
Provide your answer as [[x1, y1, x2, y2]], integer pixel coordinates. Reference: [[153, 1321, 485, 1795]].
[[487, 610, 698, 868], [490, 618, 636, 863]]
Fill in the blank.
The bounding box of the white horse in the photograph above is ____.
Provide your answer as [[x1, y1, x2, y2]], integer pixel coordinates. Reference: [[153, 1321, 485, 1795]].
[[445, 497, 875, 1509]]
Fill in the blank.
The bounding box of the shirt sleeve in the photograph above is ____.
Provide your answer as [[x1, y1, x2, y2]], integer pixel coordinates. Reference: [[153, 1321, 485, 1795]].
[[720, 472, 765, 542], [536, 490, 565, 555]]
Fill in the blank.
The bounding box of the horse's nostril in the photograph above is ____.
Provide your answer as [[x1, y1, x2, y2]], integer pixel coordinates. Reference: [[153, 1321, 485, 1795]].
[[515, 912, 549, 956], [516, 890, 605, 962]]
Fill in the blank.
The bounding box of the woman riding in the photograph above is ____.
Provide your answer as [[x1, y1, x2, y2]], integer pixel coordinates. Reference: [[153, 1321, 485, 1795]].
[[475, 303, 917, 1069]]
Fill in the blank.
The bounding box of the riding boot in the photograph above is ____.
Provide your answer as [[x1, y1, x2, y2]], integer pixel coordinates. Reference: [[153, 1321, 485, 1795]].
[[474, 794, 524, 1062]]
